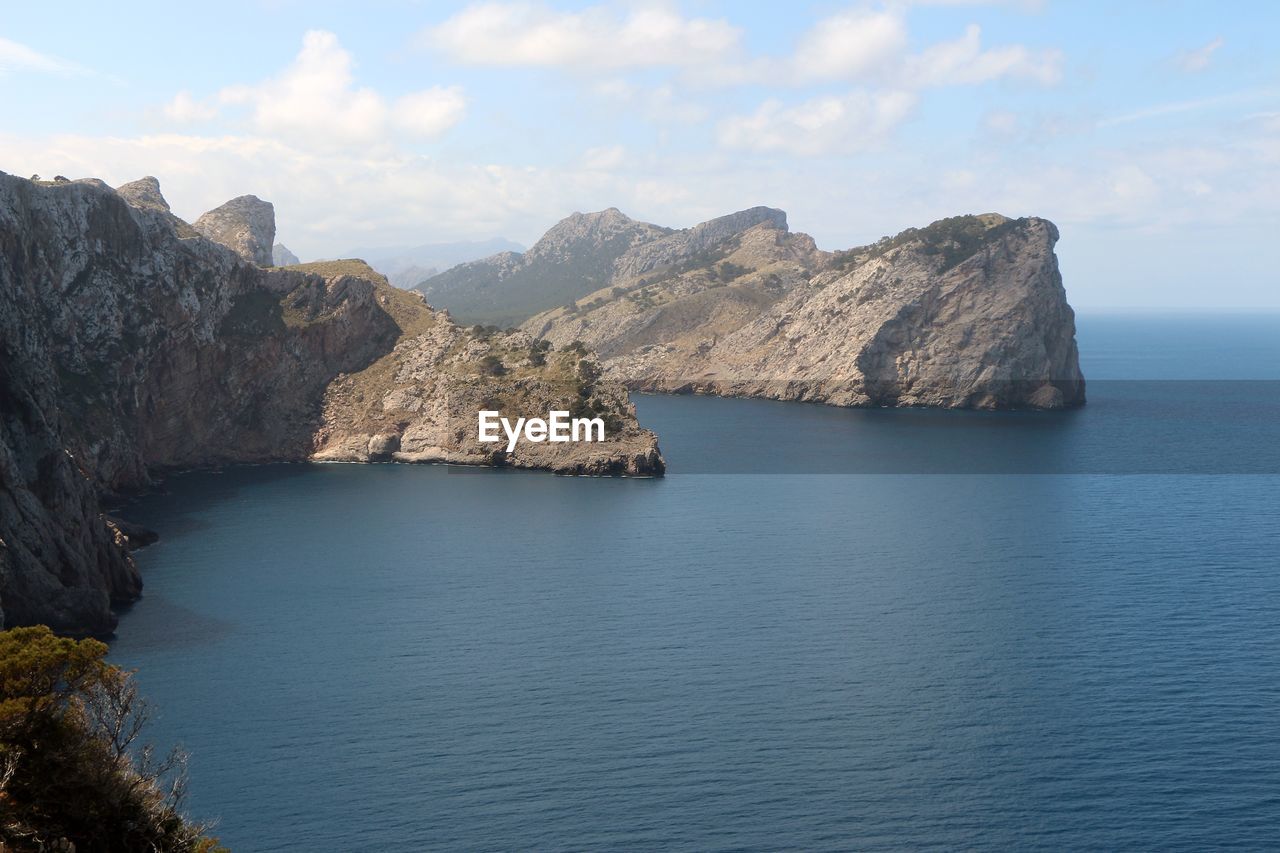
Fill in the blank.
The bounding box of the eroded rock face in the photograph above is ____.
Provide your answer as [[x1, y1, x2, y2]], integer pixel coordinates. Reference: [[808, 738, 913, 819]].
[[194, 195, 276, 266], [0, 174, 662, 634], [525, 213, 1084, 410]]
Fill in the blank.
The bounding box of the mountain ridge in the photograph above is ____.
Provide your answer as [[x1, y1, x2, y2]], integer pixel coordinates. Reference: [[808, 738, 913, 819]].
[[415, 208, 674, 326]]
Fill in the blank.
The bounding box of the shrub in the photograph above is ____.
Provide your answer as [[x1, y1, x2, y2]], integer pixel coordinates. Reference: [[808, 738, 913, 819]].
[[577, 358, 601, 385], [478, 354, 506, 376], [0, 626, 224, 852]]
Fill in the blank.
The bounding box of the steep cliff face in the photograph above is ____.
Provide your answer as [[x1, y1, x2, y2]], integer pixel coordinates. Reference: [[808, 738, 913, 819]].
[[525, 213, 1084, 410], [0, 175, 661, 635], [193, 194, 276, 266]]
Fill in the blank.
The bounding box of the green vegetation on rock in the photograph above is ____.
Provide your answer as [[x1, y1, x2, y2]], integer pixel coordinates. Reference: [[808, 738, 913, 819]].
[[0, 626, 226, 852]]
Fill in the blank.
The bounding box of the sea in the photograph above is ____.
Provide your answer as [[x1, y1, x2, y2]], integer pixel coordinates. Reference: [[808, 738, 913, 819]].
[[110, 312, 1280, 851]]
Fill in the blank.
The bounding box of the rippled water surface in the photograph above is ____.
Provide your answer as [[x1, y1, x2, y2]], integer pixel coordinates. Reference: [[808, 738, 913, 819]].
[[112, 314, 1280, 851]]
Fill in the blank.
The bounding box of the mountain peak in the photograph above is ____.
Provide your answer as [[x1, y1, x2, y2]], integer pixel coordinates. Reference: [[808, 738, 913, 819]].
[[115, 176, 171, 213], [525, 207, 668, 263], [194, 195, 276, 266]]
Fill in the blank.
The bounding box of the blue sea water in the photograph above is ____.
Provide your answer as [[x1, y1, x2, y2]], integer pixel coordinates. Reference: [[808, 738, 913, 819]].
[[111, 313, 1280, 851]]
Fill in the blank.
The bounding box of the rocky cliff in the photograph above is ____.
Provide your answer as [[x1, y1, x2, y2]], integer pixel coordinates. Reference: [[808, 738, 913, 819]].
[[0, 174, 661, 636], [522, 212, 1084, 410]]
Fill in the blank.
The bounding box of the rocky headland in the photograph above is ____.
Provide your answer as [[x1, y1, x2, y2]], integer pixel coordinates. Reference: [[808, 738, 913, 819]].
[[510, 210, 1085, 410], [0, 173, 662, 635]]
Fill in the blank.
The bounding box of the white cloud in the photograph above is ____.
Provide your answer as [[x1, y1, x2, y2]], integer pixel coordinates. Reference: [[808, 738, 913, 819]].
[[1098, 89, 1271, 128], [907, 0, 1047, 9], [163, 91, 219, 123], [718, 90, 917, 156], [679, 9, 917, 87], [712, 15, 1062, 160], [591, 79, 709, 123], [582, 145, 628, 171], [984, 109, 1020, 135], [422, 3, 1062, 98], [904, 24, 1062, 86], [791, 9, 907, 83], [165, 31, 466, 149], [1176, 37, 1224, 73], [422, 2, 741, 70], [0, 35, 88, 76], [392, 87, 468, 137]]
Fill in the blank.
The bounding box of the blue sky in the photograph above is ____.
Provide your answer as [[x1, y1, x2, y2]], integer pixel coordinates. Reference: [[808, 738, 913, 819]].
[[2, 1, 1277, 307]]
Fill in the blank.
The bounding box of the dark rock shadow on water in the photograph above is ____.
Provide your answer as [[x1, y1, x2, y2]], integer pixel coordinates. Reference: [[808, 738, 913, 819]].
[[109, 463, 317, 536], [110, 593, 234, 651]]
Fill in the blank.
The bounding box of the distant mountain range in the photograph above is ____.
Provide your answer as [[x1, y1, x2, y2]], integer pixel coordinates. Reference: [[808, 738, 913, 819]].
[[412, 206, 806, 328], [340, 238, 525, 289]]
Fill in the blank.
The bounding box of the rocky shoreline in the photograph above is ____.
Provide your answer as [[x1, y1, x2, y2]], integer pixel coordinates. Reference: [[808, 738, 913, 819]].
[[0, 173, 661, 635]]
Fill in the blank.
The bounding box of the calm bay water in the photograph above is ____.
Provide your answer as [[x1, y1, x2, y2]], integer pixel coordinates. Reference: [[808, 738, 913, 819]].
[[111, 313, 1280, 851]]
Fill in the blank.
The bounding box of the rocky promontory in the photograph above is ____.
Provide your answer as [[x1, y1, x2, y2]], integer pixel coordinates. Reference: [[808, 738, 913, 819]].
[[521, 211, 1084, 410], [0, 174, 662, 635]]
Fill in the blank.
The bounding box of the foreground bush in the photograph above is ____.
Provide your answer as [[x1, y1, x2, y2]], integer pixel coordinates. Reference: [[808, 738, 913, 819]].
[[0, 626, 225, 852]]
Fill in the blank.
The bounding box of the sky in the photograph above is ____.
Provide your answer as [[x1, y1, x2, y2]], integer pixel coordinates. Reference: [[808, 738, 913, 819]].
[[1, 0, 1277, 308]]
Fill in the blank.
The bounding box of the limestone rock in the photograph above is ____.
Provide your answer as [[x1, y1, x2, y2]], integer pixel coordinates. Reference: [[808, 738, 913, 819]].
[[194, 194, 276, 266], [114, 176, 201, 239], [273, 243, 300, 266], [115, 176, 170, 213], [367, 433, 400, 460], [313, 325, 664, 477], [525, 213, 1084, 410], [611, 206, 789, 283]]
